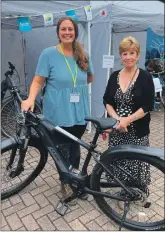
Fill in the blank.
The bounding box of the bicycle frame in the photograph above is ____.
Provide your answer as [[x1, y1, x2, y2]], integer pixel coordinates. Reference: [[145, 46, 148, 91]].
[[23, 113, 137, 201]]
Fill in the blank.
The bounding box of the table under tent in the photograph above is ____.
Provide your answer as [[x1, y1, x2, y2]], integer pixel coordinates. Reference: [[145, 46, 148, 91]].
[[90, 0, 164, 118]]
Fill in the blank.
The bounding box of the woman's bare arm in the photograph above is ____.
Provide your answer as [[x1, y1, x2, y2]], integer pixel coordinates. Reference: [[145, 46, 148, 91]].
[[21, 75, 45, 111]]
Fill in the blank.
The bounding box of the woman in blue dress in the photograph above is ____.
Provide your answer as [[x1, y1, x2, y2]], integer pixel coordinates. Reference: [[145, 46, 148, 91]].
[[21, 17, 94, 203]]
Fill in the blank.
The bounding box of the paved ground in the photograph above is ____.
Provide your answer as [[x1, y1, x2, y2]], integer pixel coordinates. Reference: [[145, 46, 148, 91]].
[[1, 111, 164, 231]]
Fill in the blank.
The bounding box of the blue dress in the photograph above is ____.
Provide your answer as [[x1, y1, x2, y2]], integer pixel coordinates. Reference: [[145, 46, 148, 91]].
[[35, 47, 94, 127]]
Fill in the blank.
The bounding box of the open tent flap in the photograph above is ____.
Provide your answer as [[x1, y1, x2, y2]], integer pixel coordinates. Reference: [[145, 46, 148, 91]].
[[91, 21, 111, 118]]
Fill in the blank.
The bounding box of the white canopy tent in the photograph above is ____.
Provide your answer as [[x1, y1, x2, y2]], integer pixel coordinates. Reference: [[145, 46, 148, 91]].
[[90, 1, 164, 118], [1, 0, 93, 131]]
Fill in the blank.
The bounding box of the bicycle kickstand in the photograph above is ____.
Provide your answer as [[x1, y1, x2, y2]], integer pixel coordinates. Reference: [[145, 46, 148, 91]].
[[119, 201, 130, 231]]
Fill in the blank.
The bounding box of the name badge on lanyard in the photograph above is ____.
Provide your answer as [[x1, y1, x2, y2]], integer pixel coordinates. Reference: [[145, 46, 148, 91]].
[[70, 93, 80, 103]]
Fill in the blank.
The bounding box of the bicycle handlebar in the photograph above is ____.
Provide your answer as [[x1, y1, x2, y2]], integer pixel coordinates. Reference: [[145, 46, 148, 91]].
[[4, 62, 15, 77], [8, 61, 15, 71], [2, 62, 23, 104]]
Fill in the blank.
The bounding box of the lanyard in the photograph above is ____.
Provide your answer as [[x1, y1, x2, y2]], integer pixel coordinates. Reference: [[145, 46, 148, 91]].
[[59, 44, 78, 87]]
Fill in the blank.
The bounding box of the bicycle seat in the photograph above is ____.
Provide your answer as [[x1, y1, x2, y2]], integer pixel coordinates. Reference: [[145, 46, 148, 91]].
[[85, 116, 118, 130]]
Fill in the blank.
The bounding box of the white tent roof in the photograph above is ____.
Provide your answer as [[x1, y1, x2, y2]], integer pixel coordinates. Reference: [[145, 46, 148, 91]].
[[1, 1, 90, 29], [92, 1, 164, 32], [106, 1, 164, 14]]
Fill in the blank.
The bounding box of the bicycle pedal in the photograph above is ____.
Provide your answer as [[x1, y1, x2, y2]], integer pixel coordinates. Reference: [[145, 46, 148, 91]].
[[55, 200, 68, 216]]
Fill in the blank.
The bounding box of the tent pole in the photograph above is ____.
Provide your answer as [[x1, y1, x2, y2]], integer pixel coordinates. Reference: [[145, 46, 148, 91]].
[[105, 21, 112, 118], [87, 21, 92, 133], [21, 33, 28, 94]]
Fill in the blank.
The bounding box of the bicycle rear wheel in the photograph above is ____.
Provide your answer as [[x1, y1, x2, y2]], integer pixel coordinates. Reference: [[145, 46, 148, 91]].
[[1, 95, 42, 138], [1, 136, 48, 200], [90, 152, 165, 231]]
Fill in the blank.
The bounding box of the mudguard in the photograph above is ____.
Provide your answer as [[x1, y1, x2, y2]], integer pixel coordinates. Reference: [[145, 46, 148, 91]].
[[1, 136, 18, 153], [101, 144, 164, 161]]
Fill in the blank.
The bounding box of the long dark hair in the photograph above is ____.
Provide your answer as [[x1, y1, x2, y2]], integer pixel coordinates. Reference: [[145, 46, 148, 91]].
[[56, 17, 89, 72]]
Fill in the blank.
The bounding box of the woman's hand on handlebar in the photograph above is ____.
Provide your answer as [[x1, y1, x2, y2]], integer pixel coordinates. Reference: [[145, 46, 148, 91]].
[[21, 98, 35, 112]]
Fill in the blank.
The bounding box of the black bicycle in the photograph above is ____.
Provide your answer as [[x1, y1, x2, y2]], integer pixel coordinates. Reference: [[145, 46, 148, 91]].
[[1, 69, 165, 231], [1, 62, 42, 138]]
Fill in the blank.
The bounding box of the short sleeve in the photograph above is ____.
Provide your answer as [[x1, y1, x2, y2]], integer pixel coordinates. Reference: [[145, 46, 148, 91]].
[[87, 55, 94, 76], [35, 49, 50, 78]]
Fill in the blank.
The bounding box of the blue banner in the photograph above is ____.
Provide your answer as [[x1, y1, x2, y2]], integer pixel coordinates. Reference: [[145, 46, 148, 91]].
[[65, 9, 79, 21], [146, 27, 164, 61], [17, 17, 32, 32]]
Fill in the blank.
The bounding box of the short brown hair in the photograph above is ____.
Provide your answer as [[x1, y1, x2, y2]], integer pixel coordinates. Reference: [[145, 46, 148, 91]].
[[119, 36, 140, 55]]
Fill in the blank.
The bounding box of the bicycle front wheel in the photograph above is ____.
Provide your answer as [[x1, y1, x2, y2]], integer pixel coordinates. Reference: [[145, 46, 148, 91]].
[[1, 136, 48, 200], [90, 152, 165, 231], [1, 95, 42, 138]]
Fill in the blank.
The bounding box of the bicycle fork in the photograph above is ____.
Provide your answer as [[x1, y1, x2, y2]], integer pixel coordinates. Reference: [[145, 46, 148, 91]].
[[6, 137, 29, 178]]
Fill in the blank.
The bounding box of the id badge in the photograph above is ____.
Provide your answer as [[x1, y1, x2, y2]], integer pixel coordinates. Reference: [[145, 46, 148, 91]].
[[70, 94, 80, 103]]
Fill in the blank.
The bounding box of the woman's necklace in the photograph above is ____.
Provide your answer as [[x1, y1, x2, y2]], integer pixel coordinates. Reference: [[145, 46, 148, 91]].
[[120, 67, 138, 93], [123, 67, 138, 80]]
